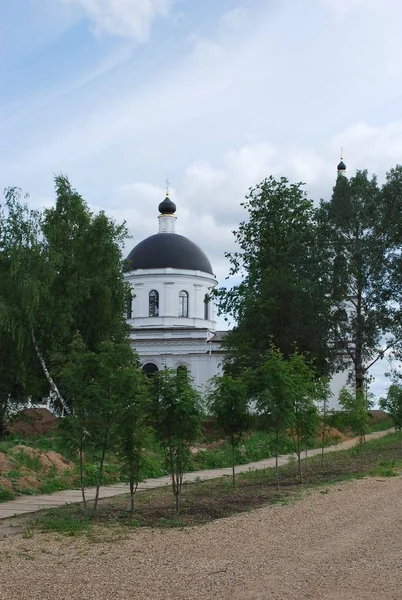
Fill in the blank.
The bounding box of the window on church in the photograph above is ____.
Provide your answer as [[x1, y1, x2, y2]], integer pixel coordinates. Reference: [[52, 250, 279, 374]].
[[178, 290, 188, 317], [204, 298, 209, 320], [149, 290, 159, 317], [126, 292, 133, 319]]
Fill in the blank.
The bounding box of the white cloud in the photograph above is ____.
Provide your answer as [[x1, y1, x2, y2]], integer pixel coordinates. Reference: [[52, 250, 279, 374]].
[[60, 0, 174, 40]]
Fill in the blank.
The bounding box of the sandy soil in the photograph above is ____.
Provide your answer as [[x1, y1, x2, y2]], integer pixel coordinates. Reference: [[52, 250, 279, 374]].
[[0, 476, 401, 600]]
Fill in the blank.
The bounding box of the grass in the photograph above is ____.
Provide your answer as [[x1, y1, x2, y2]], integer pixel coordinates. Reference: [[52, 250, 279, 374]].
[[26, 431, 402, 537]]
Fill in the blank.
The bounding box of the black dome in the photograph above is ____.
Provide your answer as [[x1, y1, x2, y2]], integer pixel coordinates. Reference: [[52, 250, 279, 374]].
[[158, 196, 176, 214], [127, 234, 214, 274], [337, 160, 346, 171]]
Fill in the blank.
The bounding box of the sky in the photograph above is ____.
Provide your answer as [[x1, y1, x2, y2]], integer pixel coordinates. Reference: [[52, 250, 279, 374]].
[[2, 0, 402, 399]]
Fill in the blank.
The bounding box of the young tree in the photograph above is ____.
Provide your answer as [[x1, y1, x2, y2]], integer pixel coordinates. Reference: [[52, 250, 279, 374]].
[[338, 387, 373, 467], [151, 368, 202, 517], [314, 378, 333, 465], [287, 352, 320, 484], [114, 360, 150, 514], [207, 374, 250, 487], [216, 176, 331, 379], [252, 347, 295, 489], [318, 168, 402, 400], [58, 336, 143, 516], [57, 334, 95, 513], [379, 382, 402, 450]]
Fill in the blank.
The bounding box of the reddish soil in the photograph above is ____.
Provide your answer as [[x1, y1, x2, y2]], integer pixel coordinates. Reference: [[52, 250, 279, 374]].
[[6, 408, 59, 436], [0, 453, 15, 475]]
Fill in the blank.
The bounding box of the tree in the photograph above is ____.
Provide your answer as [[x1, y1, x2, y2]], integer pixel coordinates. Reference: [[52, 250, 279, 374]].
[[216, 176, 331, 380], [314, 378, 333, 465], [379, 382, 402, 450], [38, 175, 130, 411], [114, 359, 150, 514], [1, 176, 131, 418], [318, 168, 402, 399], [57, 334, 95, 513], [151, 368, 202, 517], [287, 352, 320, 484], [58, 336, 145, 516], [338, 387, 373, 466], [207, 374, 250, 487], [252, 347, 295, 489], [0, 188, 48, 435]]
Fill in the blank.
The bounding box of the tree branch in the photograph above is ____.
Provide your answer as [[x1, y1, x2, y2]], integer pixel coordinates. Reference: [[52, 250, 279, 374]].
[[31, 329, 69, 413], [364, 340, 398, 373]]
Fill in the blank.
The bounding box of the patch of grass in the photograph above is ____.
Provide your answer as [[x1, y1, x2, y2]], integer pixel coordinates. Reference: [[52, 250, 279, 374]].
[[368, 417, 395, 433], [0, 487, 15, 501], [191, 430, 339, 471], [34, 508, 93, 536], [370, 459, 402, 477], [9, 450, 42, 472]]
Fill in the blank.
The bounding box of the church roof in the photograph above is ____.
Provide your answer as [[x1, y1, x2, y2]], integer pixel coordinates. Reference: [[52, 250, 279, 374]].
[[127, 233, 214, 274]]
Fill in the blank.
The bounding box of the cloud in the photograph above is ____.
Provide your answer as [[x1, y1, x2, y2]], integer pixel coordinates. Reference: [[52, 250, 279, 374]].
[[60, 0, 174, 40]]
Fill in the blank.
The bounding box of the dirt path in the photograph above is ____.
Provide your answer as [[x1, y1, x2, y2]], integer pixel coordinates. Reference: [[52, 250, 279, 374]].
[[0, 428, 394, 521], [0, 475, 401, 600]]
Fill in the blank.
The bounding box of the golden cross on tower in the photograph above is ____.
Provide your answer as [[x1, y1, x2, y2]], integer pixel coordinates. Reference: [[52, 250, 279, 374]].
[[340, 146, 344, 160], [165, 178, 170, 197]]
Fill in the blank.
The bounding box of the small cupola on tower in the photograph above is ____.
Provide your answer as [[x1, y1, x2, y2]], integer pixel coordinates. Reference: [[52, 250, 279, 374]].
[[337, 149, 346, 176], [158, 179, 177, 233]]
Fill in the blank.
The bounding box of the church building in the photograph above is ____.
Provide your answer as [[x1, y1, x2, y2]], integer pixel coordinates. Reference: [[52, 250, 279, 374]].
[[125, 190, 224, 392]]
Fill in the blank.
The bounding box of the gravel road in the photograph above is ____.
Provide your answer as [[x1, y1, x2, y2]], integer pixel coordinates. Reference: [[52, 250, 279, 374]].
[[0, 476, 401, 600]]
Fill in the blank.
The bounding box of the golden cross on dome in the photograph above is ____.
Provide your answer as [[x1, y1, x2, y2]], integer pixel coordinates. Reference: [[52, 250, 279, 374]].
[[165, 178, 170, 197]]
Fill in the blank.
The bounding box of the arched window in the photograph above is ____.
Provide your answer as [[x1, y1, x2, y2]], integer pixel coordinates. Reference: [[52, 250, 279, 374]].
[[178, 290, 189, 317], [142, 362, 159, 376], [149, 290, 159, 317]]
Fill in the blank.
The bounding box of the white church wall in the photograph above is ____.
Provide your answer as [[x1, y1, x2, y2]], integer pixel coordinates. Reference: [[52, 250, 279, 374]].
[[126, 268, 217, 329]]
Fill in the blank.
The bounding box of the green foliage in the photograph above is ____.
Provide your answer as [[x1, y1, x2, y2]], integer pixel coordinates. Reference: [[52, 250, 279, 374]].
[[58, 335, 148, 515], [370, 459, 402, 478], [380, 383, 402, 431], [216, 176, 331, 378], [151, 368, 202, 515], [338, 388, 373, 440], [113, 359, 150, 512], [207, 374, 250, 486], [318, 168, 402, 397], [0, 176, 131, 422], [0, 487, 15, 501], [0, 189, 47, 436], [35, 509, 92, 536]]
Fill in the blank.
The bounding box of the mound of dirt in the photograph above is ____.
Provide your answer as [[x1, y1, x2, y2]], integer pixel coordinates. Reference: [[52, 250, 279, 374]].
[[369, 409, 390, 422], [10, 446, 74, 473], [0, 477, 13, 492], [7, 408, 59, 436], [14, 475, 41, 493], [316, 424, 348, 442], [0, 453, 15, 475]]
